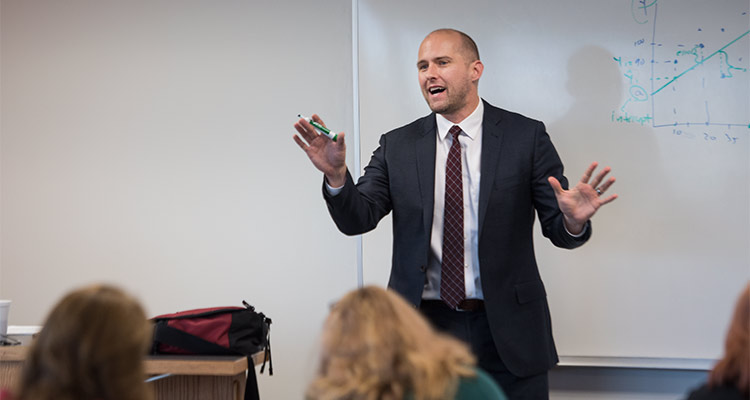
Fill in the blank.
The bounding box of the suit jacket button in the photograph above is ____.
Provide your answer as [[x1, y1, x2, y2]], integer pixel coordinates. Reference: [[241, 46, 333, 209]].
[[419, 265, 426, 272]]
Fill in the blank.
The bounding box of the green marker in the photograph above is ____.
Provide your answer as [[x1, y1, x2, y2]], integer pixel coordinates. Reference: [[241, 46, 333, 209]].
[[298, 114, 338, 142]]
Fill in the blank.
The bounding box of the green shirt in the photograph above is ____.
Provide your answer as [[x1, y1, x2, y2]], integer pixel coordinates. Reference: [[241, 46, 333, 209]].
[[404, 368, 507, 400], [454, 368, 507, 400]]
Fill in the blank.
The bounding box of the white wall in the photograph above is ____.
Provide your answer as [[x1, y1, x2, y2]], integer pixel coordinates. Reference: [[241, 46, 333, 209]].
[[1, 1, 356, 398]]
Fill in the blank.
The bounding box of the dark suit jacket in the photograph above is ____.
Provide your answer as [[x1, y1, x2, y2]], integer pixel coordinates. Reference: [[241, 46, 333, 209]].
[[324, 100, 591, 377]]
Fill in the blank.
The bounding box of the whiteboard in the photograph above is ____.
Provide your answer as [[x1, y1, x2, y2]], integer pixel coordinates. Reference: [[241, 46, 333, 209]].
[[357, 0, 749, 363]]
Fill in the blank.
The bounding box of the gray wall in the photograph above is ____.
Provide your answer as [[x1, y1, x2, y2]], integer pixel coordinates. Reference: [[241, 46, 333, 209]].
[[550, 367, 707, 400]]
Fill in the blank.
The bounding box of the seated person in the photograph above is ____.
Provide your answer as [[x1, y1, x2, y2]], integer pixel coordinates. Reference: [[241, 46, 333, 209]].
[[307, 285, 507, 400], [2, 284, 153, 400], [686, 283, 749, 400]]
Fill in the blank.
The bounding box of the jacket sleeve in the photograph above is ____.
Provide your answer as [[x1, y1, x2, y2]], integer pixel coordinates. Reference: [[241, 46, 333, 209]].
[[530, 121, 591, 249], [323, 134, 393, 236]]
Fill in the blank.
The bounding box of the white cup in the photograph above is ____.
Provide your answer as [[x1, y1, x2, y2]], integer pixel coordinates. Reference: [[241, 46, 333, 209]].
[[0, 300, 11, 337]]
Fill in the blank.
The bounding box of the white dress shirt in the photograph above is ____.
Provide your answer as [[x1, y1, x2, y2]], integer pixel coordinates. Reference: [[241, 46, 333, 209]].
[[422, 99, 485, 301]]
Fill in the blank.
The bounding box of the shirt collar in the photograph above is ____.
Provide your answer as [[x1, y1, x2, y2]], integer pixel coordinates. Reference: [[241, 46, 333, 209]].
[[435, 98, 483, 141]]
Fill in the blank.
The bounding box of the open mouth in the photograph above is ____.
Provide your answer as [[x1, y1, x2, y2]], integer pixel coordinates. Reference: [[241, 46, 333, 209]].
[[428, 86, 446, 95]]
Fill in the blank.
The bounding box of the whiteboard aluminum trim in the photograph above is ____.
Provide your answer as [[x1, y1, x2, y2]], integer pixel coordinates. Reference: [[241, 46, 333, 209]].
[[558, 356, 715, 371], [352, 0, 364, 288]]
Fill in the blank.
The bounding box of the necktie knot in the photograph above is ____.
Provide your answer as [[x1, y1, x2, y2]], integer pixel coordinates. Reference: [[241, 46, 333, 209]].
[[449, 125, 462, 141]]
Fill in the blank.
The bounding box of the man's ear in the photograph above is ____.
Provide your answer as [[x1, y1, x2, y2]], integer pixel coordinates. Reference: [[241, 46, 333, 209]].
[[471, 60, 484, 83]]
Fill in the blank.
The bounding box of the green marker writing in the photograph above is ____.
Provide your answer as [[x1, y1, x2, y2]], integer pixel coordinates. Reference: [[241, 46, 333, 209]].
[[298, 114, 338, 142]]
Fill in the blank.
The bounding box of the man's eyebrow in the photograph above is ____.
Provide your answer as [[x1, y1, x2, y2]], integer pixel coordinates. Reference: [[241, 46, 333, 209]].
[[417, 56, 452, 66]]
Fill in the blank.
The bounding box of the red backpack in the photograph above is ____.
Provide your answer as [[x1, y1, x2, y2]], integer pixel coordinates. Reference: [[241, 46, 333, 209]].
[[151, 301, 271, 400]]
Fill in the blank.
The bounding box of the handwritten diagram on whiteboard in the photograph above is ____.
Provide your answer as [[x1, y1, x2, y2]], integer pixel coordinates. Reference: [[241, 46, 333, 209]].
[[612, 0, 748, 144]]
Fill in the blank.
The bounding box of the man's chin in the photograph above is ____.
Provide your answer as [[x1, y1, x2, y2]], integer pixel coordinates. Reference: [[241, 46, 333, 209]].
[[426, 100, 449, 114]]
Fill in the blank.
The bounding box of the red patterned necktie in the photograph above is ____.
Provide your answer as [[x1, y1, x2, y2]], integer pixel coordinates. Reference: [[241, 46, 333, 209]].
[[441, 125, 465, 309]]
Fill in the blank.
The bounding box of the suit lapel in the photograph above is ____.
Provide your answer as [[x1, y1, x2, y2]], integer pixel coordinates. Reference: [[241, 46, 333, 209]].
[[416, 115, 437, 236], [478, 102, 505, 239], [413, 105, 504, 240]]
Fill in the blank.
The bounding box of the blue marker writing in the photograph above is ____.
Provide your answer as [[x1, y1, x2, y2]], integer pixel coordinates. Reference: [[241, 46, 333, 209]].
[[298, 114, 338, 142]]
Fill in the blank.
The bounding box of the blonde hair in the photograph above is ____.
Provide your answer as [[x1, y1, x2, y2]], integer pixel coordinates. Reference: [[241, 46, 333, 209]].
[[307, 286, 476, 400], [15, 284, 153, 400], [709, 283, 750, 395]]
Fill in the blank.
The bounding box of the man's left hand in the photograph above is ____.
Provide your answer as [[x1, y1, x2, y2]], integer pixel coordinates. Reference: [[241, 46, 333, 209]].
[[547, 162, 617, 235]]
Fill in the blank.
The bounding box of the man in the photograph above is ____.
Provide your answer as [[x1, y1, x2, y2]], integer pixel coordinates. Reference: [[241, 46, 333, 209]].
[[293, 29, 616, 399]]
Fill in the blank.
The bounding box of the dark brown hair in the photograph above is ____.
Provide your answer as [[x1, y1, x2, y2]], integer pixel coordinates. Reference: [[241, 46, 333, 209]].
[[15, 284, 153, 400], [708, 283, 750, 395]]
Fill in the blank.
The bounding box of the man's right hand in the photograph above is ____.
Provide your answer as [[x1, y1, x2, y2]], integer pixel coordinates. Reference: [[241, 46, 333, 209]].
[[293, 114, 347, 187]]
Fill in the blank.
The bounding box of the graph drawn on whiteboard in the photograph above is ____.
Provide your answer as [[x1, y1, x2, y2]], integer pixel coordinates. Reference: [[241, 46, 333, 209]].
[[611, 0, 749, 144]]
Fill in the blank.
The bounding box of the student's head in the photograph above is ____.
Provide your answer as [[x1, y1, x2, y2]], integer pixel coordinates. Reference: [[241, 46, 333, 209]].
[[417, 28, 484, 123], [15, 284, 153, 400], [307, 285, 475, 400], [709, 283, 750, 395]]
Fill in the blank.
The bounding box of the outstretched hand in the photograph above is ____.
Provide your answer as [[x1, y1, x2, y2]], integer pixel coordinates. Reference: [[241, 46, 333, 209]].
[[547, 162, 617, 235], [293, 114, 347, 187]]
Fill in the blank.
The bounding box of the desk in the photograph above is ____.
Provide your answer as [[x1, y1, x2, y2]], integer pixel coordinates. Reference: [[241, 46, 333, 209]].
[[0, 346, 265, 400]]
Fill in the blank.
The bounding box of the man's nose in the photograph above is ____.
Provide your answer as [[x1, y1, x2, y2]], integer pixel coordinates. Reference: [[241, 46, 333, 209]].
[[423, 63, 437, 79]]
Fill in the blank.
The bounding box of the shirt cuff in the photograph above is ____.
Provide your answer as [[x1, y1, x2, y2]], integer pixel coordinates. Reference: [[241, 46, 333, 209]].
[[565, 221, 588, 238], [325, 180, 344, 196]]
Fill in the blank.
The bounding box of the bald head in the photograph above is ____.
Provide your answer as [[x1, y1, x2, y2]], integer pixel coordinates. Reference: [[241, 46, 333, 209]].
[[417, 28, 484, 122], [424, 29, 480, 63]]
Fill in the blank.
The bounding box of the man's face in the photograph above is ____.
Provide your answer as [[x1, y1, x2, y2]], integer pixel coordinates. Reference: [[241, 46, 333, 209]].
[[417, 32, 482, 122]]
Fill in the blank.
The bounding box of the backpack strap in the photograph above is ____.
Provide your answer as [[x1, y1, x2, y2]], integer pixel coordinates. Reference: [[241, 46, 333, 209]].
[[259, 315, 272, 375], [152, 321, 237, 356], [245, 356, 260, 400]]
